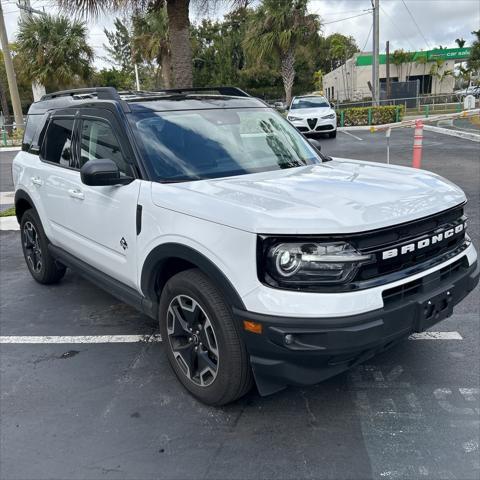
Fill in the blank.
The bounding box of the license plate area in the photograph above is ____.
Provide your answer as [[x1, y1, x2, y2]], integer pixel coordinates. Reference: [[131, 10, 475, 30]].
[[415, 288, 454, 332]]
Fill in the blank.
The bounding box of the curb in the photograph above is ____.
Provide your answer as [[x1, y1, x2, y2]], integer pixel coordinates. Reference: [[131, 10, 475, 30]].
[[0, 191, 15, 206], [423, 125, 480, 143], [0, 146, 21, 152], [0, 216, 19, 231]]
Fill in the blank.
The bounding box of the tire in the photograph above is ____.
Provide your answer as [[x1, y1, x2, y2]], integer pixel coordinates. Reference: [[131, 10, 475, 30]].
[[20, 209, 66, 284], [158, 268, 253, 406], [328, 130, 337, 138]]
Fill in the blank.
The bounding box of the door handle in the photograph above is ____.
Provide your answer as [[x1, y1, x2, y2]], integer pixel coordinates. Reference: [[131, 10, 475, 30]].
[[31, 176, 43, 186], [68, 188, 84, 200]]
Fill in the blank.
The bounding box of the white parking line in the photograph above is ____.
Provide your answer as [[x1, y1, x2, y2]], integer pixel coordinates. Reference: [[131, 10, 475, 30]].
[[340, 130, 364, 141], [0, 334, 162, 344], [0, 332, 462, 344], [408, 331, 463, 340]]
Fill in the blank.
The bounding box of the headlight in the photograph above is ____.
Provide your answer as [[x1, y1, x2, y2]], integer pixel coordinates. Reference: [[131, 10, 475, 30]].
[[260, 240, 373, 288], [287, 116, 302, 121], [322, 113, 336, 119]]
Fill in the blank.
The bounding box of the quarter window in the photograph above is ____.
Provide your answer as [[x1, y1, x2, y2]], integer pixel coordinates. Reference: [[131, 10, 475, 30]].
[[41, 118, 75, 167], [79, 119, 129, 175]]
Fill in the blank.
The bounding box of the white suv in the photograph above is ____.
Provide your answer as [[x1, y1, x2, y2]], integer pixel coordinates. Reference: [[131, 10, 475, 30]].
[[13, 87, 479, 405], [287, 95, 337, 138]]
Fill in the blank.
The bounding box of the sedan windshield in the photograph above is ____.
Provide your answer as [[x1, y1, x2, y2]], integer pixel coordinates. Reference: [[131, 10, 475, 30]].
[[131, 108, 320, 182], [291, 97, 330, 109]]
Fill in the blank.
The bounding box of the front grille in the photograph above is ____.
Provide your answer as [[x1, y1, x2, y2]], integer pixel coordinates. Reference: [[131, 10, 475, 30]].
[[307, 118, 317, 129], [315, 125, 333, 131], [382, 256, 469, 306], [354, 205, 467, 282], [297, 126, 309, 132]]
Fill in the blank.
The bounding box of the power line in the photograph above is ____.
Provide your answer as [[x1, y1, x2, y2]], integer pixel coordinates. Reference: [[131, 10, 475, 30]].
[[361, 23, 373, 52], [323, 11, 372, 26], [401, 0, 431, 50], [380, 4, 416, 51]]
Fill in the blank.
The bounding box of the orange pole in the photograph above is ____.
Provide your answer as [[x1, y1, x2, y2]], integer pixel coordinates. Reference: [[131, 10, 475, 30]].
[[412, 119, 424, 169]]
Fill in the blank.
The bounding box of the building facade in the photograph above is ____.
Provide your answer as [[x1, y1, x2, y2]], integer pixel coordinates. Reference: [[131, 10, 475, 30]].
[[323, 47, 471, 102]]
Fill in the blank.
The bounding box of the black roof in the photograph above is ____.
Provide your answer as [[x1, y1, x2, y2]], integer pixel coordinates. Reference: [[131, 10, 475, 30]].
[[28, 86, 267, 114]]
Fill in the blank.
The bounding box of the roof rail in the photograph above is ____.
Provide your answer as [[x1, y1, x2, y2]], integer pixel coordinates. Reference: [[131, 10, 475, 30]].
[[40, 87, 121, 101], [150, 87, 250, 97]]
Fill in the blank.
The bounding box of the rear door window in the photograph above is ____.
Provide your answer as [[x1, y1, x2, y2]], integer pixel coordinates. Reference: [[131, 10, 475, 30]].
[[22, 114, 47, 152], [41, 118, 75, 167]]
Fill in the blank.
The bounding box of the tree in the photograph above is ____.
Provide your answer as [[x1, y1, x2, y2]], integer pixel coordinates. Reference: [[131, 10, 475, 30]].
[[415, 52, 428, 93], [57, 0, 246, 89], [244, 0, 319, 104], [325, 33, 358, 71], [313, 69, 323, 91], [91, 67, 133, 89], [391, 49, 408, 82], [467, 30, 480, 78], [16, 14, 93, 90], [429, 58, 446, 95], [455, 38, 466, 48], [104, 17, 134, 74], [0, 47, 33, 117], [133, 7, 171, 88], [191, 7, 250, 87]]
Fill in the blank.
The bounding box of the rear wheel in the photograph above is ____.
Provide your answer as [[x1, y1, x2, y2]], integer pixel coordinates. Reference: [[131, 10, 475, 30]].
[[159, 268, 253, 405], [20, 209, 66, 284]]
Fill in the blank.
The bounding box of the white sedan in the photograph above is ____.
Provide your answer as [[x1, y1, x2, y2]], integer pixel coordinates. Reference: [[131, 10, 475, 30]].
[[287, 95, 337, 138]]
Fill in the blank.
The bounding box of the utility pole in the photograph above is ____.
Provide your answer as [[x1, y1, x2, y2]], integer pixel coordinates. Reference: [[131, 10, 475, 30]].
[[0, 2, 23, 126], [386, 40, 391, 100], [17, 0, 46, 101], [371, 0, 380, 106]]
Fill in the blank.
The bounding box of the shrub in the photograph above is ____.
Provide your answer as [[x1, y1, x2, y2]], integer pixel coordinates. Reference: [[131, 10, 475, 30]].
[[337, 105, 404, 126]]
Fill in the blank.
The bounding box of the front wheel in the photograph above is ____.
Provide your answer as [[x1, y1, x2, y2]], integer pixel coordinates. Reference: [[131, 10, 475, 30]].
[[328, 130, 337, 138], [158, 269, 253, 405], [20, 209, 66, 284]]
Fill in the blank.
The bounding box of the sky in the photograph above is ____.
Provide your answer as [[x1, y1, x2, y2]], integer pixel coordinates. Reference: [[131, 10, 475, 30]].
[[1, 0, 479, 70]]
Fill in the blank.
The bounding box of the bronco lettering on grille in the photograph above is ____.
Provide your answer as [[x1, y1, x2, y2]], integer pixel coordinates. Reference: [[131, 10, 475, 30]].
[[381, 222, 466, 260]]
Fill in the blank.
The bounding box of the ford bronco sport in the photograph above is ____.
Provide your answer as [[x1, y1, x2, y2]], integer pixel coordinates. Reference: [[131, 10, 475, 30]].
[[13, 87, 479, 405]]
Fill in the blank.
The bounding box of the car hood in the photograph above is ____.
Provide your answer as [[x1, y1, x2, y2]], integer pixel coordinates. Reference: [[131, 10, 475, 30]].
[[151, 159, 466, 234], [288, 107, 334, 118]]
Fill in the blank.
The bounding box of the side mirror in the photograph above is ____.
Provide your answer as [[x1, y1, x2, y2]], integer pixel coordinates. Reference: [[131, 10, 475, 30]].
[[80, 159, 133, 186], [330, 103, 336, 109]]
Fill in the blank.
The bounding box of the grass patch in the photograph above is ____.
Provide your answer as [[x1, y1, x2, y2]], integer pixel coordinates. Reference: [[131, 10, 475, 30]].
[[0, 206, 16, 217]]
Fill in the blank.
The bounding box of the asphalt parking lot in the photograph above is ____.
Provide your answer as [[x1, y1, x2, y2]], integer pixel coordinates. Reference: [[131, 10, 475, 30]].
[[1, 128, 479, 480]]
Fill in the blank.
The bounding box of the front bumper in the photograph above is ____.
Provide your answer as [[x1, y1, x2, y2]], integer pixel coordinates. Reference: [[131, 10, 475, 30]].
[[234, 258, 479, 396], [288, 117, 336, 134]]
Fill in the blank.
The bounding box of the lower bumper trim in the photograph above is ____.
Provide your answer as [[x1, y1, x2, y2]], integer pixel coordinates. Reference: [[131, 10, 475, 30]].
[[234, 260, 479, 396]]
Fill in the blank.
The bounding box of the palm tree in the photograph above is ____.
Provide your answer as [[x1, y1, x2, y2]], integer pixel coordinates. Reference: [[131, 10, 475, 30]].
[[16, 14, 93, 90], [468, 30, 480, 76], [415, 52, 428, 93], [244, 0, 319, 105], [455, 38, 466, 48], [57, 0, 246, 89], [133, 7, 171, 88]]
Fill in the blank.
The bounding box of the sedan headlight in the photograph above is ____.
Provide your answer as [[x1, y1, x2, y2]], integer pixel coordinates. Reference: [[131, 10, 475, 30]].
[[287, 116, 302, 122], [260, 240, 373, 288], [322, 113, 336, 120]]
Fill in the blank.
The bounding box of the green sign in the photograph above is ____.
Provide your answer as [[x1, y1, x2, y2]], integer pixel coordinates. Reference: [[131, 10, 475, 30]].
[[356, 47, 471, 66]]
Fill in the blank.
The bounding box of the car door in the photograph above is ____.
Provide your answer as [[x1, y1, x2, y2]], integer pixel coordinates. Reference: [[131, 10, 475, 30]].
[[58, 108, 142, 288], [37, 114, 79, 244]]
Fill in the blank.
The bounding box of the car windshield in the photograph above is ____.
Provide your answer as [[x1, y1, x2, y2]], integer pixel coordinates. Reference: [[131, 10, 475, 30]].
[[131, 108, 320, 182], [291, 97, 330, 109]]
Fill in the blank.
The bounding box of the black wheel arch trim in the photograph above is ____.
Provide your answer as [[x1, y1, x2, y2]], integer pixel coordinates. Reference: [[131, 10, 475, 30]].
[[141, 243, 246, 311], [14, 189, 36, 223]]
